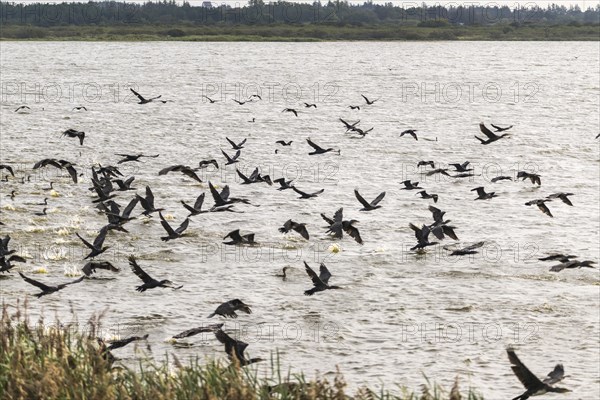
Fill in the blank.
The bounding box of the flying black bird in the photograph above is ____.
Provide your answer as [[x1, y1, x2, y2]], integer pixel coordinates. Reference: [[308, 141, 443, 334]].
[[274, 178, 294, 190], [181, 193, 208, 216], [232, 99, 247, 105], [282, 108, 298, 117], [491, 124, 513, 132], [172, 323, 224, 339], [116, 153, 159, 164], [507, 348, 570, 400], [351, 127, 373, 137], [304, 103, 317, 108], [471, 187, 497, 200], [448, 241, 485, 256], [137, 186, 164, 216], [208, 182, 252, 208], [248, 94, 262, 101], [106, 334, 149, 351], [15, 105, 30, 112], [33, 158, 78, 183], [361, 94, 378, 105], [19, 272, 84, 298], [517, 171, 541, 185], [475, 122, 510, 144], [159, 165, 202, 183], [159, 212, 190, 241], [279, 219, 309, 240], [226, 137, 247, 150], [546, 192, 573, 206], [275, 140, 293, 146], [354, 189, 385, 211], [62, 129, 85, 146], [292, 186, 324, 199], [339, 118, 360, 131], [409, 223, 438, 251], [128, 255, 180, 292], [81, 261, 120, 277], [72, 106, 88, 111], [0, 255, 26, 273], [208, 299, 252, 318], [223, 229, 255, 245], [215, 329, 264, 366], [306, 138, 339, 155], [416, 190, 438, 203], [221, 149, 241, 165], [199, 159, 219, 169], [400, 180, 422, 190], [322, 208, 363, 244], [400, 129, 418, 140], [426, 168, 450, 177], [104, 197, 139, 227], [549, 260, 596, 272], [525, 199, 553, 217], [304, 262, 342, 296], [130, 88, 162, 104], [236, 168, 272, 186], [76, 226, 109, 259], [348, 105, 360, 110]]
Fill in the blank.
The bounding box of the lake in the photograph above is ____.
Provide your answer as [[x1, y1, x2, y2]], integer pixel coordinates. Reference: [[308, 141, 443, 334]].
[[0, 41, 599, 399]]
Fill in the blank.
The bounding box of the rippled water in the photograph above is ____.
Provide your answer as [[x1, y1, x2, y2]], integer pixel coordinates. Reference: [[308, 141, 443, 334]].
[[1, 41, 599, 398]]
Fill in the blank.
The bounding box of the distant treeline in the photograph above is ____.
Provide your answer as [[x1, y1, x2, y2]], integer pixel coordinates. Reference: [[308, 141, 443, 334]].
[[1, 1, 599, 27]]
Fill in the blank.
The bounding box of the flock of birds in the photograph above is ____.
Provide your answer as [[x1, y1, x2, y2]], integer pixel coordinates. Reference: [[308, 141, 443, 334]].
[[2, 87, 599, 398]]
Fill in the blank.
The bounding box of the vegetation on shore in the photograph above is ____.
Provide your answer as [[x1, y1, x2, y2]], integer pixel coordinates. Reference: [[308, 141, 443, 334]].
[[1, 302, 483, 400], [0, 0, 598, 41], [1, 22, 599, 41]]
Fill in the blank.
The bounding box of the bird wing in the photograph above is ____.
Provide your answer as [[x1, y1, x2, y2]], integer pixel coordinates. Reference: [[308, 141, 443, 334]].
[[159, 212, 177, 236], [333, 208, 343, 223], [225, 137, 237, 148], [219, 185, 230, 201], [344, 224, 363, 244], [310, 189, 324, 196], [76, 233, 95, 250], [507, 349, 545, 390], [354, 189, 372, 209], [291, 186, 310, 197], [173, 324, 223, 339], [145, 186, 156, 208], [442, 226, 459, 241], [130, 88, 146, 102], [122, 198, 139, 218], [175, 218, 190, 234], [193, 193, 205, 210], [543, 364, 565, 385], [59, 276, 85, 289], [231, 150, 241, 161], [209, 182, 226, 206], [304, 262, 326, 287], [65, 165, 78, 183], [537, 202, 553, 217], [215, 329, 247, 360], [463, 241, 485, 252], [158, 165, 176, 175], [236, 169, 251, 183], [293, 224, 309, 240], [321, 213, 334, 226], [92, 226, 109, 248], [221, 149, 233, 163], [224, 229, 243, 242], [181, 168, 202, 183], [371, 191, 386, 206], [306, 138, 324, 152], [479, 123, 497, 139], [318, 263, 332, 284], [361, 94, 370, 103], [19, 272, 52, 291], [239, 138, 247, 147], [128, 255, 154, 284]]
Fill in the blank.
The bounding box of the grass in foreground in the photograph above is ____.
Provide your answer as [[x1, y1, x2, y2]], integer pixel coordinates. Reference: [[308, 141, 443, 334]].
[[0, 302, 483, 400]]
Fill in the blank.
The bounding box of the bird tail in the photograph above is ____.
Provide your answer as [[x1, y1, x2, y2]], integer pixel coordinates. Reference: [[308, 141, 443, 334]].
[[474, 135, 485, 144]]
